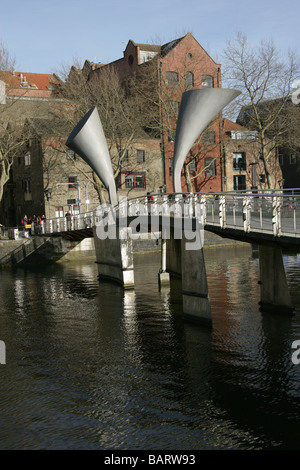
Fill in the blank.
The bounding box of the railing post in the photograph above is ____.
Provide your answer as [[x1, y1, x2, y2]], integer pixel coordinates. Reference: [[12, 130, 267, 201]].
[[219, 195, 226, 228], [233, 197, 236, 226], [293, 198, 297, 234], [259, 200, 263, 230], [272, 196, 282, 237], [152, 195, 158, 215], [128, 200, 133, 216], [162, 195, 169, 215], [200, 195, 207, 225], [174, 194, 181, 217], [49, 219, 53, 233], [243, 196, 251, 233]]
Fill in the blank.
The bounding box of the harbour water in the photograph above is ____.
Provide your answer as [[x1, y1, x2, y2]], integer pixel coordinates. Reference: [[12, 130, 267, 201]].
[[0, 245, 300, 450]]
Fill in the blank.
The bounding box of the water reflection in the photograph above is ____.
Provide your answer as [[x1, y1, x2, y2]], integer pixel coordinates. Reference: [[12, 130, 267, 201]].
[[0, 248, 299, 449]]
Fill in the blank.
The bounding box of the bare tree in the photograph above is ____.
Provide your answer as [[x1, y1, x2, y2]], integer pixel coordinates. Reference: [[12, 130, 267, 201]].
[[0, 123, 30, 203], [222, 33, 300, 188], [53, 63, 161, 202], [0, 43, 31, 205]]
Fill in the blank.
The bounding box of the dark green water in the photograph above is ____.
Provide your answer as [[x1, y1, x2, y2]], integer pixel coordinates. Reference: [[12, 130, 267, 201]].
[[0, 246, 300, 450]]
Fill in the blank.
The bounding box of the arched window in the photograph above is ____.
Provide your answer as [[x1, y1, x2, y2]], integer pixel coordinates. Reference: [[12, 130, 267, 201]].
[[166, 71, 178, 86], [201, 75, 213, 88], [185, 71, 194, 89]]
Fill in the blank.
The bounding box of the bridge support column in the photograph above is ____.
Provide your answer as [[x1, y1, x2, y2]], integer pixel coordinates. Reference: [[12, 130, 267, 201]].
[[93, 226, 134, 289], [259, 245, 293, 313], [181, 233, 212, 326], [166, 230, 212, 326]]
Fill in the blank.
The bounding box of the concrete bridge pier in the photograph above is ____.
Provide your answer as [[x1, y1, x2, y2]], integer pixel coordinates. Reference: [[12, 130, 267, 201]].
[[259, 245, 293, 313], [93, 225, 134, 289], [166, 229, 212, 326]]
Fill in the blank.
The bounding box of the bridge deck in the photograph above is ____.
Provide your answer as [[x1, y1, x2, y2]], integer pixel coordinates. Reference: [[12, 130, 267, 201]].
[[38, 191, 300, 251]]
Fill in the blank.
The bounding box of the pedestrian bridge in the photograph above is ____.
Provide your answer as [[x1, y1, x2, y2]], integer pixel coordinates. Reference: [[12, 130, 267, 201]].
[[41, 190, 300, 250], [38, 189, 300, 326]]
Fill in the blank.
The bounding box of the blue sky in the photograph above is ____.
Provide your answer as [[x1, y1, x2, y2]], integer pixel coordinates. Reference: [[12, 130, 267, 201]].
[[0, 0, 299, 75]]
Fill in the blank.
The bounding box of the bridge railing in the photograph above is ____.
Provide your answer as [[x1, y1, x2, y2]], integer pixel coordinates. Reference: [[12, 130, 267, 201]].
[[196, 192, 299, 236], [42, 189, 300, 238], [42, 211, 100, 235], [124, 190, 300, 237]]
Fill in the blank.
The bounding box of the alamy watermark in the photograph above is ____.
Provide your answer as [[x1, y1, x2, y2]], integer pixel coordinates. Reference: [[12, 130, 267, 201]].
[[0, 340, 6, 365], [94, 196, 205, 251], [291, 340, 300, 365]]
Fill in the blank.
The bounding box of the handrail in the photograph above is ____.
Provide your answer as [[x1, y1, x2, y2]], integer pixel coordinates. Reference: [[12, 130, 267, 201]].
[[39, 190, 300, 240]]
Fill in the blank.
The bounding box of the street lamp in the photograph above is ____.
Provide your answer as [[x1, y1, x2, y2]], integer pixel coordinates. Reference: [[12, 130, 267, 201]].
[[84, 182, 90, 212]]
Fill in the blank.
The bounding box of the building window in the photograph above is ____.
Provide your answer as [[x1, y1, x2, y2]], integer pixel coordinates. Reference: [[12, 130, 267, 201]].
[[233, 152, 246, 171], [135, 175, 145, 188], [166, 71, 178, 86], [202, 75, 213, 88], [55, 206, 64, 218], [137, 149, 145, 163], [188, 156, 196, 172], [125, 175, 134, 188], [185, 71, 194, 89], [259, 174, 266, 183], [167, 101, 179, 116], [124, 173, 146, 189], [204, 158, 216, 176], [68, 176, 77, 189], [234, 175, 246, 190], [290, 154, 297, 164], [203, 131, 215, 144], [24, 153, 31, 166], [278, 151, 284, 165], [169, 158, 173, 177]]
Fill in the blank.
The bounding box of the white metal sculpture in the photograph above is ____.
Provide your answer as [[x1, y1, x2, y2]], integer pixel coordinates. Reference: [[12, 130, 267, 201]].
[[172, 88, 241, 193], [66, 106, 118, 206]]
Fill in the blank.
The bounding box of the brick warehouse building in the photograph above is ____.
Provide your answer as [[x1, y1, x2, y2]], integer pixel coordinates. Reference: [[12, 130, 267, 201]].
[[81, 33, 224, 193], [75, 32, 282, 194]]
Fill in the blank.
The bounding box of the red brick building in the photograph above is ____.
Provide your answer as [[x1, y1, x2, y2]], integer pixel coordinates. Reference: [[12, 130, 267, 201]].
[[83, 33, 224, 194]]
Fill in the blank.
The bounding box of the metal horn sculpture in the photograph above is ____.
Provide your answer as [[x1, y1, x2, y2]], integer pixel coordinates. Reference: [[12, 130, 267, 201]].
[[66, 106, 118, 206], [173, 88, 241, 193]]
